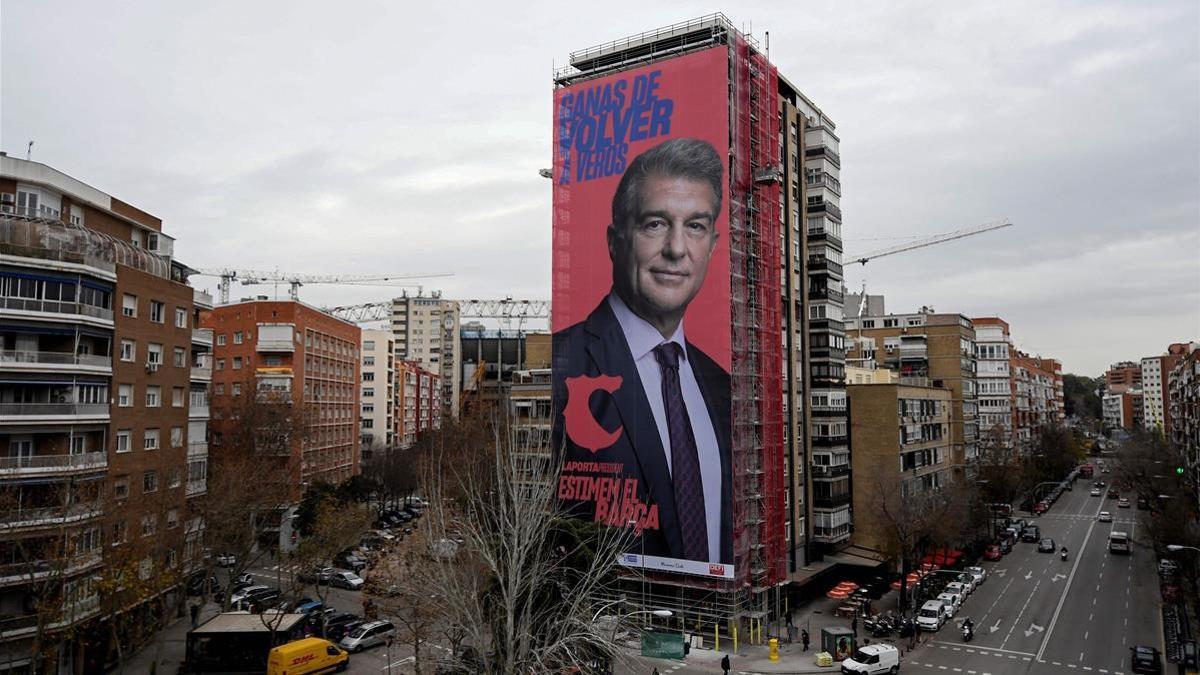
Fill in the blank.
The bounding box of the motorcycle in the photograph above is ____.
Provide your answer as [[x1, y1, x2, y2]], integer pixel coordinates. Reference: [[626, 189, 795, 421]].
[[962, 624, 974, 642], [1060, 549, 1068, 561]]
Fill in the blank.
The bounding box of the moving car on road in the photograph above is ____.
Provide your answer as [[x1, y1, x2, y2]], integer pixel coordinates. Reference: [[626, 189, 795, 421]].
[[1021, 525, 1041, 542], [1090, 487, 1103, 496], [1109, 531, 1131, 554], [1129, 645, 1163, 674], [1037, 538, 1057, 553], [1098, 511, 1113, 522], [339, 620, 397, 653], [328, 570, 364, 590], [1118, 497, 1131, 508]]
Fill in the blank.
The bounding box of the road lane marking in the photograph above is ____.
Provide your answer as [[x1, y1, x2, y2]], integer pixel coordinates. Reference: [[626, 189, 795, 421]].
[[1035, 494, 1103, 663], [939, 666, 947, 670], [954, 669, 962, 672], [1084, 631, 1089, 640], [933, 642, 1035, 656], [1002, 578, 1042, 648], [1068, 664, 1077, 669], [1053, 662, 1062, 666], [1084, 667, 1093, 671], [1099, 670, 1107, 673], [1079, 652, 1085, 661], [1088, 613, 1093, 622]]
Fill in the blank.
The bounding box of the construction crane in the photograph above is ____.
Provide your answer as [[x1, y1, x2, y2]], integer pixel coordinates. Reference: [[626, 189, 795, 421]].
[[194, 269, 454, 304], [326, 298, 551, 323], [845, 219, 1012, 267], [843, 218, 1013, 365]]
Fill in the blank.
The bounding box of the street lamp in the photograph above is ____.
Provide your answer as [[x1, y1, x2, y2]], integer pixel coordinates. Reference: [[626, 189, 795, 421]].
[[1167, 545, 1200, 553]]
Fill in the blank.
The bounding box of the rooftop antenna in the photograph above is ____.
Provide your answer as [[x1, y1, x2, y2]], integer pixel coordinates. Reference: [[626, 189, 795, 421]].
[[26, 141, 33, 161]]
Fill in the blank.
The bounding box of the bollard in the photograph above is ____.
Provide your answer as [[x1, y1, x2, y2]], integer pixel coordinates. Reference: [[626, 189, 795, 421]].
[[769, 638, 779, 662]]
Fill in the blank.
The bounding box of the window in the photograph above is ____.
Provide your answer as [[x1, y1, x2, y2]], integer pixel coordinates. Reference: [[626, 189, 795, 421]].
[[170, 426, 183, 448], [363, 404, 374, 414], [146, 386, 160, 407], [118, 384, 133, 407], [143, 470, 158, 493], [217, 334, 227, 346], [147, 343, 163, 366], [120, 339, 136, 362], [150, 300, 165, 323], [144, 428, 160, 450], [168, 466, 182, 488], [233, 357, 242, 370], [363, 388, 374, 398], [112, 520, 127, 545], [233, 331, 243, 344], [113, 475, 129, 499], [172, 387, 185, 407], [173, 347, 186, 368], [232, 383, 242, 396], [216, 358, 225, 371], [363, 372, 375, 382], [166, 509, 179, 529], [122, 294, 137, 317], [364, 356, 375, 366], [363, 340, 375, 350], [214, 383, 225, 396], [116, 430, 131, 453], [141, 514, 157, 536], [175, 307, 187, 328]]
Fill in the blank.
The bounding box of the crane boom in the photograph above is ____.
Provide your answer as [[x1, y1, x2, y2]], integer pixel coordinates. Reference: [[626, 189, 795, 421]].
[[192, 269, 453, 303], [325, 299, 551, 323], [846, 219, 1012, 266]]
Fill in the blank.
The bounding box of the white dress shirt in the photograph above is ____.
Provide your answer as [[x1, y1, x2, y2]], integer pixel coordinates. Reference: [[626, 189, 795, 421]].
[[608, 293, 721, 563]]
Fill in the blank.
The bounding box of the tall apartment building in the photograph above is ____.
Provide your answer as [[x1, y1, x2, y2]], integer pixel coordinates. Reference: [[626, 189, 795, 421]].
[[846, 311, 978, 466], [1167, 343, 1200, 506], [1105, 361, 1142, 393], [1103, 391, 1137, 431], [0, 155, 209, 670], [848, 383, 952, 554], [390, 292, 461, 416], [971, 318, 1015, 450], [1141, 344, 1190, 436], [202, 300, 361, 537], [359, 329, 395, 457], [1012, 352, 1064, 446], [553, 14, 851, 630]]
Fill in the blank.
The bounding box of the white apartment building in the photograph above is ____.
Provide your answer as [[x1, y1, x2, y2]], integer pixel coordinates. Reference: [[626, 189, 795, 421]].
[[390, 292, 461, 416], [1141, 355, 1166, 432], [973, 319, 1014, 447], [360, 329, 395, 453]]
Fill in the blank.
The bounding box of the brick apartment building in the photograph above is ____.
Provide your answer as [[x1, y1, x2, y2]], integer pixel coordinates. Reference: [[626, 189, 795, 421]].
[[201, 300, 361, 547], [394, 359, 440, 449], [848, 383, 953, 554], [846, 310, 978, 466], [0, 154, 210, 671], [1105, 361, 1142, 393], [1167, 343, 1200, 507], [1012, 351, 1064, 447]]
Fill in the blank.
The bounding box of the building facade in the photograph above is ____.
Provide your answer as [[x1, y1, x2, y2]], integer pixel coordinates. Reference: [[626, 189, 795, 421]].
[[202, 300, 361, 508], [1012, 352, 1064, 447], [971, 318, 1015, 451], [390, 292, 461, 416], [1105, 361, 1142, 393], [846, 311, 978, 466], [1167, 343, 1199, 507], [0, 155, 208, 670], [359, 329, 395, 458], [848, 383, 952, 554]]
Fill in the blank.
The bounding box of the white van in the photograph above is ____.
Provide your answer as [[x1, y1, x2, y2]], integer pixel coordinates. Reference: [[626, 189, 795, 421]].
[[917, 599, 946, 631], [841, 643, 901, 675]]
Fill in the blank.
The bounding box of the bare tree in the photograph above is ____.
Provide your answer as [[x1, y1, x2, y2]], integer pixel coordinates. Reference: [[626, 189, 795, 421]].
[[416, 413, 632, 674]]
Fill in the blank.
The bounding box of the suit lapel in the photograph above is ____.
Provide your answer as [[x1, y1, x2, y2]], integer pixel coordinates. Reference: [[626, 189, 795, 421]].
[[687, 341, 734, 564], [584, 301, 684, 559]]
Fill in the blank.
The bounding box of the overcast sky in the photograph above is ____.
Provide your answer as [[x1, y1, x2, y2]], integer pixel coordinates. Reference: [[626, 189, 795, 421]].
[[3, 1, 1196, 376]]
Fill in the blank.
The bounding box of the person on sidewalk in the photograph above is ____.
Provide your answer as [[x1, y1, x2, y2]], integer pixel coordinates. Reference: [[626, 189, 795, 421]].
[[851, 614, 858, 636], [721, 653, 731, 674], [189, 603, 199, 628], [801, 629, 810, 652]]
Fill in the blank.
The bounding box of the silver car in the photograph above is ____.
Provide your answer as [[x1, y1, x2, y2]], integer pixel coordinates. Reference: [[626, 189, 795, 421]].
[[339, 620, 396, 652]]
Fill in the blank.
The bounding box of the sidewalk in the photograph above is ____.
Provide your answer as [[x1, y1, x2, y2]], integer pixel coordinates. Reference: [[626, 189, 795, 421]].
[[117, 601, 221, 674], [635, 585, 934, 674]]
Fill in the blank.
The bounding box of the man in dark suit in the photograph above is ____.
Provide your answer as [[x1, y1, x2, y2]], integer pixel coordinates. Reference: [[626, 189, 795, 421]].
[[552, 137, 732, 566]]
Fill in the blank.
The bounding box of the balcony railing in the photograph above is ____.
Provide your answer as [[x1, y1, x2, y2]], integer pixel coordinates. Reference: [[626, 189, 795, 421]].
[[189, 403, 210, 418], [0, 503, 103, 529], [0, 296, 114, 322], [0, 350, 111, 369], [191, 364, 212, 381], [0, 402, 109, 420], [0, 552, 102, 587], [191, 328, 213, 346], [187, 441, 207, 457], [256, 339, 295, 353], [812, 494, 852, 508], [811, 463, 851, 478], [186, 479, 207, 496], [0, 451, 107, 476]]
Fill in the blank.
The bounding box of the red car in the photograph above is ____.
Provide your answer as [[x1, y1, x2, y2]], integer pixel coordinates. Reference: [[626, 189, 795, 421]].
[[984, 545, 1003, 561], [1033, 501, 1049, 515]]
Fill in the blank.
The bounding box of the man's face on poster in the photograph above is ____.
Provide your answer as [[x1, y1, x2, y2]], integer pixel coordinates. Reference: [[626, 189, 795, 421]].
[[608, 173, 719, 329]]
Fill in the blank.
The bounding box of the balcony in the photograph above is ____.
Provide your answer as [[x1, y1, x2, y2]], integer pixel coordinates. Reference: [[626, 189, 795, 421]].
[[0, 552, 102, 588], [0, 451, 107, 477], [188, 402, 209, 419], [0, 402, 109, 423], [186, 479, 207, 496], [0, 350, 111, 373], [187, 441, 207, 458], [191, 360, 212, 382], [0, 502, 102, 531], [812, 493, 852, 509], [0, 296, 113, 324], [808, 287, 845, 304], [812, 434, 849, 447], [193, 288, 214, 309], [257, 338, 294, 353], [810, 463, 851, 478], [191, 328, 213, 347], [812, 522, 852, 543], [807, 258, 844, 276]]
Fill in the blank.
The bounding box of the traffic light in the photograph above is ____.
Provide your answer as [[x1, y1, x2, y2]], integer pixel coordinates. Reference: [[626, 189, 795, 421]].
[[1177, 466, 1186, 475]]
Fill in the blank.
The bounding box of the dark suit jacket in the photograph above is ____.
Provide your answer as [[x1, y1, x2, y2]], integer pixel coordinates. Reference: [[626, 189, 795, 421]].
[[551, 297, 733, 564]]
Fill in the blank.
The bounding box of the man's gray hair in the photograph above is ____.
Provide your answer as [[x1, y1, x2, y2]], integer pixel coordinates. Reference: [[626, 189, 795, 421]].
[[611, 137, 723, 231]]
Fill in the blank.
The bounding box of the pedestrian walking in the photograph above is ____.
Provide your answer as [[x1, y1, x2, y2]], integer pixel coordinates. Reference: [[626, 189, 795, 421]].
[[721, 654, 731, 675], [851, 614, 858, 636], [651, 668, 659, 675], [189, 603, 199, 628], [801, 628, 810, 652], [915, 622, 924, 645]]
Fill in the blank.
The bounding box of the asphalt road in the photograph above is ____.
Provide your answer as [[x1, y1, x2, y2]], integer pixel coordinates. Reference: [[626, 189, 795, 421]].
[[907, 477, 1162, 675]]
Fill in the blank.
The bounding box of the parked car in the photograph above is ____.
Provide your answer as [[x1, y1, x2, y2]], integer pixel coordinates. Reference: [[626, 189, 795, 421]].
[[1130, 645, 1163, 674], [228, 584, 271, 606], [1033, 501, 1049, 515], [334, 553, 366, 573], [1012, 519, 1027, 533], [1037, 538, 1057, 553], [186, 572, 222, 597], [936, 592, 962, 615], [996, 538, 1013, 554], [943, 581, 968, 598], [1098, 511, 1113, 522], [321, 613, 362, 641], [840, 643, 901, 675], [964, 566, 986, 584], [917, 600, 947, 631], [329, 570, 364, 590], [983, 545, 1002, 561], [299, 566, 336, 585], [294, 598, 327, 616], [1022, 525, 1041, 542], [955, 573, 977, 594], [340, 620, 397, 653], [216, 553, 237, 567]]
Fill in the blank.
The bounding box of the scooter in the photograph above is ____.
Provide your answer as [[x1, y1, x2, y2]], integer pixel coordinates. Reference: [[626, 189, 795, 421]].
[[1060, 549, 1069, 561], [962, 624, 974, 642]]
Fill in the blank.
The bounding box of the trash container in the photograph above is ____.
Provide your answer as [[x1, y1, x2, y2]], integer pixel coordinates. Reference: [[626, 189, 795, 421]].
[[822, 627, 856, 661]]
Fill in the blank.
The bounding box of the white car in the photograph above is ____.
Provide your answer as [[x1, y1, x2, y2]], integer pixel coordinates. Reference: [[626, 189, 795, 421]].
[[339, 620, 396, 652], [937, 592, 962, 615], [1090, 488, 1102, 496], [216, 553, 237, 567], [841, 643, 900, 675], [944, 581, 968, 598], [1098, 511, 1113, 522], [964, 566, 986, 584], [955, 573, 977, 594]]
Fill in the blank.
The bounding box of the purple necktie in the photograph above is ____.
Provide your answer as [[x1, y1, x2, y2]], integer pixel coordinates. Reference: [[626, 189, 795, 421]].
[[653, 342, 708, 561]]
